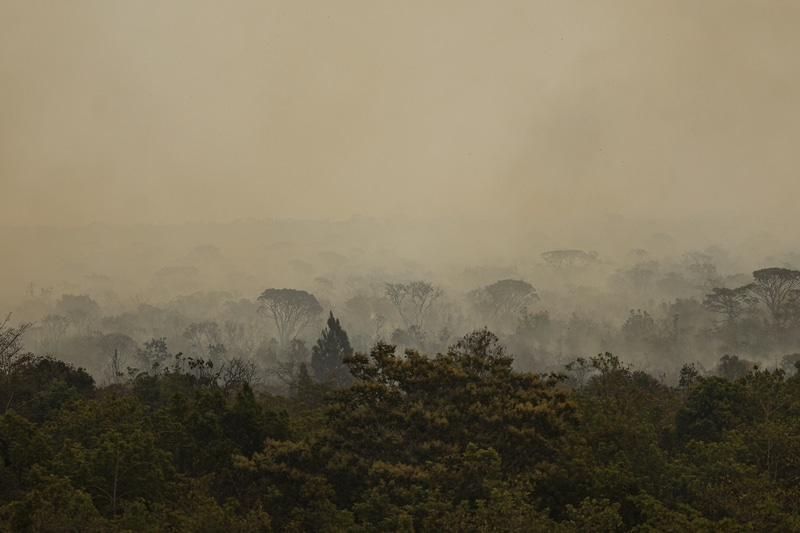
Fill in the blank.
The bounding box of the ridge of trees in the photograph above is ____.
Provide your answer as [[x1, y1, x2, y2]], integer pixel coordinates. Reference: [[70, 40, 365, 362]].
[[4, 323, 800, 530], [13, 252, 800, 528]]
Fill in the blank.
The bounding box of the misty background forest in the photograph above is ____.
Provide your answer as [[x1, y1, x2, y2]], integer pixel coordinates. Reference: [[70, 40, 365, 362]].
[[4, 215, 800, 386]]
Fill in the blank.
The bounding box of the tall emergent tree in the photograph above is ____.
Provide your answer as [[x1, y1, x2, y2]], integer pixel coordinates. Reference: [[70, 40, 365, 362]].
[[541, 249, 600, 269], [257, 288, 323, 347], [746, 268, 800, 326], [311, 312, 353, 382], [467, 279, 538, 327]]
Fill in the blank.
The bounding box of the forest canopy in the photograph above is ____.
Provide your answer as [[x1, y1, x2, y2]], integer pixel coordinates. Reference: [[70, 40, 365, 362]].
[[3, 324, 800, 531]]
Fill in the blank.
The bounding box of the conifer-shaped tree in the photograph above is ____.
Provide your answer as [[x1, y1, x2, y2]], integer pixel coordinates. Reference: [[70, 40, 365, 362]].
[[311, 312, 353, 383]]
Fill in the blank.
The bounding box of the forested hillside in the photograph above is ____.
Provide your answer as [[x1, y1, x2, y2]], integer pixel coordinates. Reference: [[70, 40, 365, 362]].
[[7, 217, 800, 386], [6, 219, 800, 531], [3, 322, 800, 531], [4, 0, 799, 528]]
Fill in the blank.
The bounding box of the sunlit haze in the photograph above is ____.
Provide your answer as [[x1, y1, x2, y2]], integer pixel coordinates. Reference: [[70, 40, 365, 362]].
[[5, 5, 800, 527], [2, 1, 798, 226]]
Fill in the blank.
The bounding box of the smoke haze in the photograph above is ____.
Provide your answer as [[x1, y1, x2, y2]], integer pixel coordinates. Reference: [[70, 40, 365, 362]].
[[2, 1, 798, 226]]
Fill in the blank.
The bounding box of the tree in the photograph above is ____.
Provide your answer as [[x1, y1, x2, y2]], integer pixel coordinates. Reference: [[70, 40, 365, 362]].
[[564, 357, 594, 392], [675, 375, 746, 445], [0, 313, 31, 376], [221, 320, 261, 360], [257, 288, 323, 347], [384, 281, 443, 331], [621, 309, 655, 342], [0, 408, 52, 496], [678, 362, 703, 390], [311, 312, 353, 383], [611, 261, 660, 294], [35, 314, 69, 353], [746, 268, 800, 326], [48, 395, 174, 518], [0, 474, 108, 532], [219, 357, 259, 396], [780, 353, 800, 374], [703, 287, 755, 323], [183, 321, 227, 363], [136, 337, 170, 374], [343, 294, 393, 345], [541, 250, 600, 269], [54, 294, 100, 334], [101, 333, 136, 384], [290, 362, 330, 409], [714, 354, 753, 381], [287, 338, 310, 363], [682, 251, 721, 289], [448, 327, 506, 360], [317, 334, 576, 518], [467, 279, 538, 328], [0, 355, 95, 424]]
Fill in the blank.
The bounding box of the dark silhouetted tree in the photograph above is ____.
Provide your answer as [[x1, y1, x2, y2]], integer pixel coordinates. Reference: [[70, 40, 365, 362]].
[[468, 279, 538, 327], [136, 337, 170, 374], [311, 312, 353, 383], [541, 249, 600, 269], [0, 313, 31, 376], [715, 354, 752, 381], [257, 288, 323, 347], [703, 287, 755, 323], [678, 362, 704, 390], [746, 268, 800, 326], [448, 327, 506, 360]]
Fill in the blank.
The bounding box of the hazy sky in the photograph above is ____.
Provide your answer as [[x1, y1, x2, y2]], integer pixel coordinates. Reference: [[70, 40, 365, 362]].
[[1, 1, 798, 227]]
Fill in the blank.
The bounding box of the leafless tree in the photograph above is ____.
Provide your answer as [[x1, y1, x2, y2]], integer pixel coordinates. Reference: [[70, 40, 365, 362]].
[[102, 332, 137, 383], [370, 313, 386, 343], [0, 313, 32, 376], [37, 314, 69, 353], [221, 357, 260, 395], [268, 360, 299, 389], [385, 281, 443, 330], [222, 320, 262, 359]]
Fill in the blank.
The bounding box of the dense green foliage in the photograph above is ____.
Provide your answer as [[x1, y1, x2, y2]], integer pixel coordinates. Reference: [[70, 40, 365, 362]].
[[3, 333, 800, 531]]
